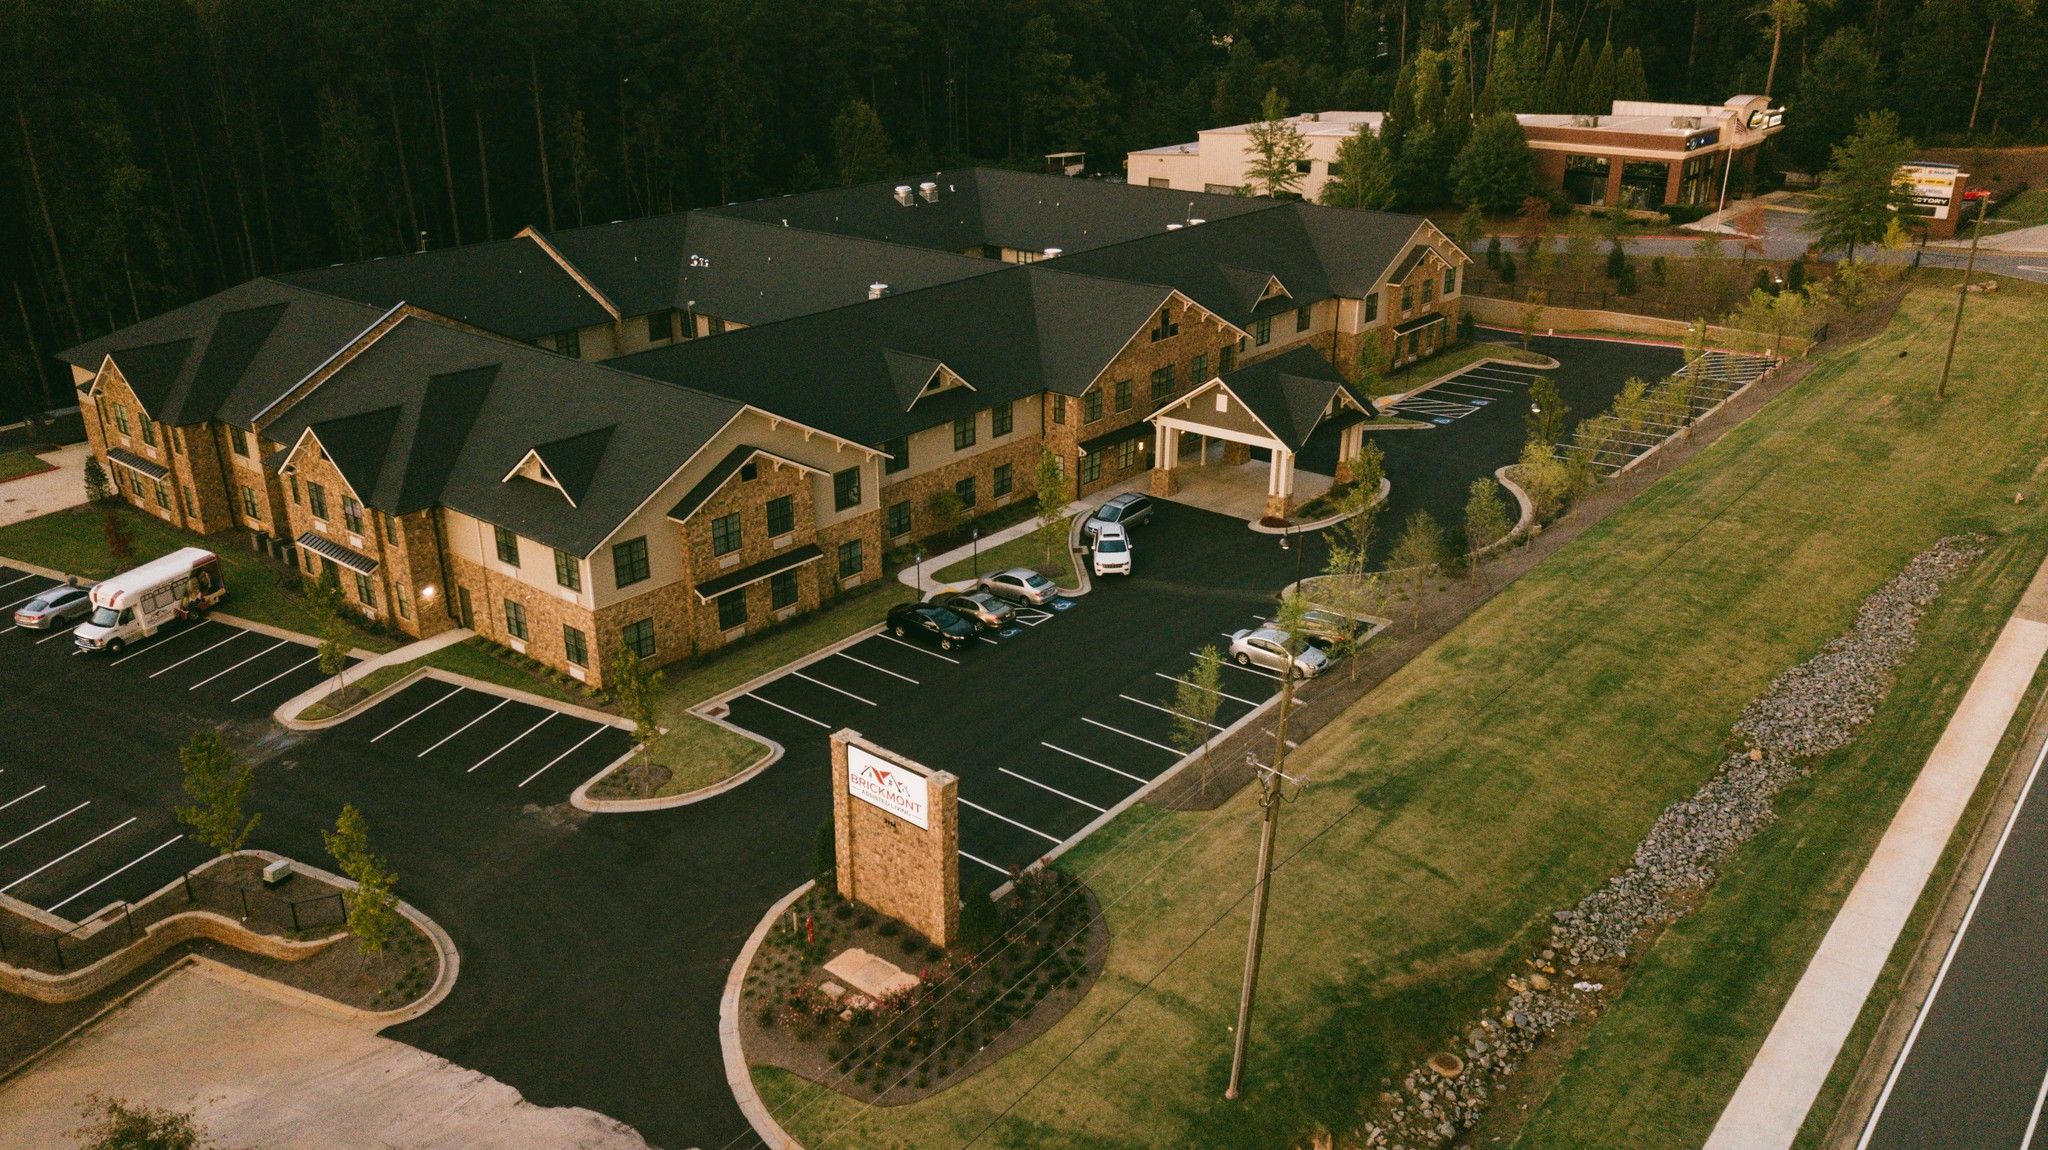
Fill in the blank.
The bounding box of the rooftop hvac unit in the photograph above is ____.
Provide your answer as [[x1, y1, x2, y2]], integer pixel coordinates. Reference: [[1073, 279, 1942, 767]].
[[869, 283, 889, 299], [893, 185, 914, 206], [1166, 223, 1184, 230], [1188, 218, 1206, 225], [918, 182, 939, 203], [1043, 247, 1062, 258]]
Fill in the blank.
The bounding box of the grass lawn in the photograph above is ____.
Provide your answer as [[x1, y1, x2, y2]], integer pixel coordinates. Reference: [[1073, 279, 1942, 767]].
[[756, 284, 2048, 1150], [1995, 186, 2048, 226], [297, 636, 592, 721], [1377, 340, 1549, 396], [0, 449, 53, 482], [0, 504, 397, 651], [931, 515, 1077, 586]]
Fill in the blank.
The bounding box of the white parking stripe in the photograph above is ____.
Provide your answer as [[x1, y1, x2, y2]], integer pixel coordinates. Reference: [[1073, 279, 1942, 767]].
[[0, 801, 90, 851], [519, 725, 610, 788], [2, 817, 138, 895], [1, 592, 44, 611], [958, 797, 1062, 845], [189, 638, 288, 690], [467, 712, 556, 772], [0, 573, 35, 591], [835, 650, 917, 684], [1000, 767, 1108, 813], [372, 686, 463, 742], [1203, 653, 1282, 682], [47, 834, 184, 914], [1042, 742, 1148, 784], [1120, 693, 1226, 731], [960, 849, 1009, 876], [876, 632, 960, 664], [741, 692, 831, 728], [419, 698, 509, 757], [1082, 717, 1184, 755], [110, 621, 215, 665], [230, 653, 318, 702], [35, 623, 82, 644], [1153, 671, 1263, 708], [0, 784, 48, 812], [0, 625, 18, 635], [791, 669, 875, 706], [147, 629, 245, 678]]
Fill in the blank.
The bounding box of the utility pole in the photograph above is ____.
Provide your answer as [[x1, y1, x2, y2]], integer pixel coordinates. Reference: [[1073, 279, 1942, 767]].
[[1937, 194, 1989, 401]]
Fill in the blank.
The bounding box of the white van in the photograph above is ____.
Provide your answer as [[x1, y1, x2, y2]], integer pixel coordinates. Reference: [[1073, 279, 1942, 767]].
[[74, 547, 226, 654]]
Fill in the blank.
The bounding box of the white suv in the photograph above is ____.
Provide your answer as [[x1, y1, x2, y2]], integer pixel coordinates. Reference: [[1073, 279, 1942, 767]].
[[1091, 524, 1133, 576]]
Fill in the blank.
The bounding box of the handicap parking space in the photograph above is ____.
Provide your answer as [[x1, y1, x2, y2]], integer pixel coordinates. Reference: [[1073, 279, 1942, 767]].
[[334, 677, 636, 803], [1387, 361, 1546, 425]]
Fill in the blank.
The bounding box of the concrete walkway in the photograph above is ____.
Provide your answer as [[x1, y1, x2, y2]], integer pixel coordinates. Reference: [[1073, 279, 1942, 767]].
[[1701, 552, 2048, 1150], [0, 442, 88, 527], [1929, 220, 2048, 255]]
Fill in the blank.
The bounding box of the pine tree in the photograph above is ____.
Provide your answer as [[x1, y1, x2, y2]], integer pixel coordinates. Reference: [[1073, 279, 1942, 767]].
[[1451, 112, 1536, 214], [1587, 41, 1618, 112], [1566, 41, 1597, 114], [1323, 125, 1398, 210], [83, 455, 112, 504], [1616, 47, 1651, 100]]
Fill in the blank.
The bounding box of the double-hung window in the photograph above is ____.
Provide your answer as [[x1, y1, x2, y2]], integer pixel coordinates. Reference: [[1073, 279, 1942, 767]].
[[833, 467, 861, 511], [765, 495, 795, 537], [991, 403, 1012, 437], [712, 512, 742, 556], [503, 599, 527, 640], [953, 414, 977, 451], [307, 482, 328, 521], [613, 536, 650, 586], [554, 548, 582, 591], [494, 524, 519, 565], [342, 496, 363, 536]]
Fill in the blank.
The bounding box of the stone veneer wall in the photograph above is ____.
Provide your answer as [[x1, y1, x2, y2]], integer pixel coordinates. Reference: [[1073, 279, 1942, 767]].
[[879, 433, 1045, 547], [832, 732, 960, 949]]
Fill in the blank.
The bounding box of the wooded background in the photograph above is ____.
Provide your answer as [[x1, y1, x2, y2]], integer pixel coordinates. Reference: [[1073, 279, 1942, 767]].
[[3, 0, 2043, 421]]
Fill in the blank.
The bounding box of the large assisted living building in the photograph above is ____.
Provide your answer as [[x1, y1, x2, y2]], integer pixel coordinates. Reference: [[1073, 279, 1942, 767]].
[[62, 170, 1465, 689]]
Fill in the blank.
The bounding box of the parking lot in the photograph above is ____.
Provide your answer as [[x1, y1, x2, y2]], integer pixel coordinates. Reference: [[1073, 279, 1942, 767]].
[[1386, 358, 1549, 425]]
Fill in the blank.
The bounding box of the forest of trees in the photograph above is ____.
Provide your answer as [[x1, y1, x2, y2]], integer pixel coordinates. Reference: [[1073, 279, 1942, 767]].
[[3, 0, 2044, 420]]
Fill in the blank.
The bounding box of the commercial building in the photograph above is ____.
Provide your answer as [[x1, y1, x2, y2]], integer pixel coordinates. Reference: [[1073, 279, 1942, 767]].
[[63, 170, 1465, 687], [1129, 97, 1786, 211]]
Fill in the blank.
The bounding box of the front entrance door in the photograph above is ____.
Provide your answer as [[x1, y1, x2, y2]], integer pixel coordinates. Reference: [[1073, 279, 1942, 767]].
[[456, 586, 474, 628]]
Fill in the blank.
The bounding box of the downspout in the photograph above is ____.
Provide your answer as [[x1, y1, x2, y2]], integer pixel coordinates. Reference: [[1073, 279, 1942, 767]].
[[429, 508, 459, 625]]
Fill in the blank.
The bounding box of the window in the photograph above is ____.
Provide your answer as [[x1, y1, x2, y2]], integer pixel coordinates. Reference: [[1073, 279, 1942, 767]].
[[172, 427, 184, 454], [953, 413, 977, 451], [383, 512, 398, 544], [887, 500, 911, 537], [554, 548, 582, 591], [152, 479, 169, 509], [833, 467, 861, 511], [231, 427, 250, 457], [140, 420, 157, 447], [993, 463, 1013, 498], [395, 584, 410, 619], [1083, 389, 1103, 422], [1444, 267, 1458, 295], [882, 435, 909, 474], [290, 475, 300, 504], [356, 571, 376, 605], [1150, 307, 1178, 341], [708, 316, 727, 335], [646, 311, 673, 342], [555, 328, 582, 358], [955, 476, 976, 508], [1422, 277, 1434, 303], [1253, 317, 1273, 346], [837, 538, 863, 578], [240, 485, 258, 519], [562, 625, 587, 666], [1051, 395, 1066, 425], [112, 404, 130, 436], [716, 591, 747, 630], [1401, 286, 1414, 313], [342, 496, 363, 535], [494, 524, 519, 565], [1079, 451, 1102, 486], [613, 536, 650, 586], [307, 482, 327, 521], [1190, 352, 1208, 383], [765, 495, 795, 537], [1218, 344, 1236, 372], [503, 598, 527, 640], [179, 486, 194, 516], [1294, 158, 1312, 173], [1114, 379, 1133, 412], [1149, 366, 1174, 404], [1296, 305, 1312, 332], [622, 616, 656, 657], [991, 402, 1012, 437], [1114, 438, 1140, 471], [769, 569, 799, 610], [711, 512, 742, 555], [1365, 293, 1379, 323]]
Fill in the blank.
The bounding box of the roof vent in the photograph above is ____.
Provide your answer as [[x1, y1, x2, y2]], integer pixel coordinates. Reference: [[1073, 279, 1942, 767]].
[[1305, 111, 1320, 122], [893, 185, 915, 206], [1188, 217, 1206, 226], [1043, 247, 1062, 258], [1165, 223, 1184, 230], [918, 181, 939, 203], [869, 283, 889, 299]]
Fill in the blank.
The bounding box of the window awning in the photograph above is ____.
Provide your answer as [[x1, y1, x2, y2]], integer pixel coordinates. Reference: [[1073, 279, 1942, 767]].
[[1394, 313, 1448, 335], [296, 531, 378, 575], [1078, 419, 1154, 456], [107, 447, 169, 482], [694, 543, 821, 601]]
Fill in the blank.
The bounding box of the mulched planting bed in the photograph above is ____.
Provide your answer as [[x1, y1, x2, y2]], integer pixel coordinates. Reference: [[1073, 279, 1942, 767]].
[[743, 869, 1106, 1104]]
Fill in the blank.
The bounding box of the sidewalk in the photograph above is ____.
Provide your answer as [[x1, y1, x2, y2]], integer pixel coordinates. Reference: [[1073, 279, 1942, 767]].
[[896, 478, 1144, 596], [1701, 551, 2048, 1150], [0, 442, 88, 527]]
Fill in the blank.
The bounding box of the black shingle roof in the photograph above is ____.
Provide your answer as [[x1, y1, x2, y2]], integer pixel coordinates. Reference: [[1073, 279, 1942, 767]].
[[278, 236, 614, 342], [1212, 345, 1375, 451]]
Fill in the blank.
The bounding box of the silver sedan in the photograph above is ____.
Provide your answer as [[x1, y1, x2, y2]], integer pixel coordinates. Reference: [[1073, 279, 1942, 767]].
[[981, 567, 1059, 607], [12, 584, 92, 630], [1229, 626, 1330, 679], [935, 590, 1015, 630]]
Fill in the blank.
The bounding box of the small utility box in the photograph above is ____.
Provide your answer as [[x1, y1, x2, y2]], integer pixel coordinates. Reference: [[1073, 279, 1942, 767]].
[[260, 859, 293, 888]]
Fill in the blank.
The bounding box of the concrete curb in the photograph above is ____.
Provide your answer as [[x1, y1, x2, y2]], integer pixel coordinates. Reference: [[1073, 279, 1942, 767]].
[[272, 628, 475, 729], [721, 879, 817, 1150], [1378, 350, 1562, 407], [1248, 477, 1391, 535], [0, 551, 81, 584], [570, 722, 783, 814], [211, 611, 375, 662], [1493, 465, 1537, 546]]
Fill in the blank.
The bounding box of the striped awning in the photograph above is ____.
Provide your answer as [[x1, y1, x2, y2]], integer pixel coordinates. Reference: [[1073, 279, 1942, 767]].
[[107, 447, 169, 482], [296, 531, 378, 575]]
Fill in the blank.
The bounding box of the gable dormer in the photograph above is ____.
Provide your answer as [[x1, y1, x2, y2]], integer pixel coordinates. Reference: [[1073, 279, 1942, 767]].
[[501, 424, 618, 508], [504, 448, 576, 505], [883, 348, 976, 410]]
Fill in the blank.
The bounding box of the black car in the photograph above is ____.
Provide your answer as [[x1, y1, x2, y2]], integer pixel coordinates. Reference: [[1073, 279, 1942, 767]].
[[885, 602, 979, 651]]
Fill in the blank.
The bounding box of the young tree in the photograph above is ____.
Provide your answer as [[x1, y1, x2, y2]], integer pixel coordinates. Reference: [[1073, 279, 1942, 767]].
[[72, 1096, 215, 1150], [1324, 440, 1387, 577], [830, 100, 893, 187], [1322, 124, 1396, 210], [1520, 197, 1556, 280], [925, 488, 966, 539], [83, 454, 112, 503], [1563, 212, 1601, 290], [175, 728, 259, 857], [323, 803, 402, 958], [1033, 449, 1069, 570], [1605, 238, 1629, 281], [304, 566, 350, 686], [1732, 199, 1771, 264], [1456, 203, 1486, 253], [1810, 110, 1914, 261], [1389, 509, 1447, 624], [101, 506, 134, 571], [1526, 375, 1568, 446], [1498, 252, 1518, 284], [1485, 234, 1503, 270], [1463, 477, 1512, 578], [1692, 231, 1730, 304], [1450, 111, 1536, 215], [1516, 440, 1573, 521], [1353, 335, 1390, 397], [1243, 88, 1309, 199], [1170, 646, 1225, 794], [610, 644, 666, 797], [1518, 289, 1547, 351]]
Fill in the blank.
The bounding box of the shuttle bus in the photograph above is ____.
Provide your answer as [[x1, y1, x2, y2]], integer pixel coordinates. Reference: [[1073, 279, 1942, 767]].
[[74, 547, 226, 654]]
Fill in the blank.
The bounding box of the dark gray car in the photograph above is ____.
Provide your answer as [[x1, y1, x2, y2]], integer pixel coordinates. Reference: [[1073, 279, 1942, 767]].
[[935, 590, 1015, 630], [1084, 492, 1154, 540], [12, 584, 92, 630]]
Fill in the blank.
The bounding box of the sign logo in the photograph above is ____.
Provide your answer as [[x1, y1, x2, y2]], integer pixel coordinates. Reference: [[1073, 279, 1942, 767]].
[[847, 744, 930, 829]]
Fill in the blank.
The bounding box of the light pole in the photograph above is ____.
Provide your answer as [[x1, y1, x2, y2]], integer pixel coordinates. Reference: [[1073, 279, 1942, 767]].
[[1936, 193, 1991, 401], [970, 526, 982, 580], [913, 548, 924, 593]]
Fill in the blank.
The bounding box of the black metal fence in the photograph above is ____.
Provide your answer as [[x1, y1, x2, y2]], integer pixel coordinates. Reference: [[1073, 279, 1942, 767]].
[[0, 865, 346, 974]]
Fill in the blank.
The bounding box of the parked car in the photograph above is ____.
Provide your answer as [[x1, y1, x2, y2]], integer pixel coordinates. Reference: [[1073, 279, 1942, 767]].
[[1091, 524, 1133, 577], [981, 567, 1059, 606], [1295, 609, 1366, 649], [1229, 626, 1331, 679], [12, 584, 92, 630], [1084, 492, 1154, 540], [934, 590, 1015, 630], [886, 602, 979, 651]]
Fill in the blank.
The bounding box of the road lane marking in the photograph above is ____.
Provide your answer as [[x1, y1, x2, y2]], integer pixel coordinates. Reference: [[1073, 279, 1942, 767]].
[[1154, 671, 1263, 708], [1082, 717, 1183, 755], [1042, 742, 1147, 784], [0, 801, 90, 851], [835, 650, 917, 684], [190, 638, 288, 690], [230, 653, 319, 702], [741, 692, 831, 728], [959, 797, 1061, 845], [1000, 767, 1107, 812], [372, 686, 463, 742], [1120, 693, 1225, 731], [520, 725, 611, 788], [2, 817, 139, 895], [467, 712, 556, 773], [960, 849, 1009, 876], [419, 698, 509, 757], [47, 835, 185, 914], [109, 621, 214, 665], [148, 629, 245, 677], [791, 669, 875, 706], [877, 632, 960, 663], [0, 784, 48, 812]]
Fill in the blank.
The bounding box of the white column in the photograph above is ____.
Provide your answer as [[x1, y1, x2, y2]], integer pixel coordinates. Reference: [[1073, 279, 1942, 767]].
[[1156, 423, 1177, 470]]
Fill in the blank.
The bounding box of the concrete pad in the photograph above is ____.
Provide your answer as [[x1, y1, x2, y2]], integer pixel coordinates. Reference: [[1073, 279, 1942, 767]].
[[1167, 460, 1335, 522], [0, 443, 88, 528], [822, 947, 920, 998], [0, 963, 652, 1150]]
